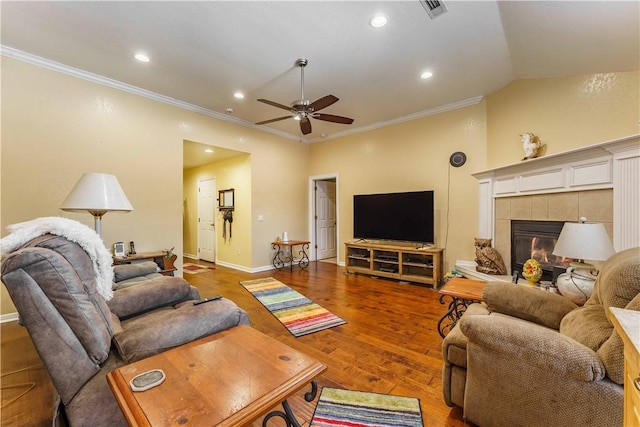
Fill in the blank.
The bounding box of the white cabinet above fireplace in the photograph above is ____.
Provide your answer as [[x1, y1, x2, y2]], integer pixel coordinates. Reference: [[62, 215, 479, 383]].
[[492, 156, 612, 196], [472, 134, 640, 251]]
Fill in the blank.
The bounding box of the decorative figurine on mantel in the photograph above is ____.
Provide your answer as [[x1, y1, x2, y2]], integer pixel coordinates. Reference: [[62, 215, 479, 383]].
[[520, 132, 544, 161], [474, 238, 507, 275]]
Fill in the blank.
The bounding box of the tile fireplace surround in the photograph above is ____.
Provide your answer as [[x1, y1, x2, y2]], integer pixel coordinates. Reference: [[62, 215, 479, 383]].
[[457, 134, 639, 282]]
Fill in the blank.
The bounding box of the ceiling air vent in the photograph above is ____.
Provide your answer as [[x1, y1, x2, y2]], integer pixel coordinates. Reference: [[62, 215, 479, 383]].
[[420, 0, 448, 19]]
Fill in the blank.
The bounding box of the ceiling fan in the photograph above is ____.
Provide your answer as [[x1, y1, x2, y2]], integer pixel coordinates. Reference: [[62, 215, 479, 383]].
[[255, 58, 354, 135]]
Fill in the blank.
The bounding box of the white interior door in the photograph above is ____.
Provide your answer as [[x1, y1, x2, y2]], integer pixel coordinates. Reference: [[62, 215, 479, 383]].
[[198, 177, 216, 262], [316, 180, 337, 259]]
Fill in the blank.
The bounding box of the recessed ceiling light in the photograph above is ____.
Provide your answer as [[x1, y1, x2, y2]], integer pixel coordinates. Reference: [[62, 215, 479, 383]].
[[370, 14, 388, 28], [134, 53, 150, 63], [234, 92, 245, 99], [204, 148, 214, 154], [420, 71, 434, 79]]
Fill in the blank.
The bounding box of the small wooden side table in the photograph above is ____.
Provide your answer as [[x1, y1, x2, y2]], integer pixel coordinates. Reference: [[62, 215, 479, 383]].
[[609, 307, 640, 427], [437, 277, 486, 338], [271, 240, 310, 272], [107, 325, 326, 426]]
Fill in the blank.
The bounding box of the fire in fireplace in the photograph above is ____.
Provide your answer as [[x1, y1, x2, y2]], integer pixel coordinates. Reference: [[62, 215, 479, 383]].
[[511, 220, 572, 282]]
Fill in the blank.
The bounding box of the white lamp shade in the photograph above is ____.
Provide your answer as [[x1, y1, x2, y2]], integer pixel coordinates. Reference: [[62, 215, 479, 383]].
[[552, 221, 614, 262], [60, 173, 133, 213]]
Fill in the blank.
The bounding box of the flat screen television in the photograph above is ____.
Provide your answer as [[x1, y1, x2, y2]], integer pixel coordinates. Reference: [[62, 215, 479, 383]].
[[353, 190, 434, 244]]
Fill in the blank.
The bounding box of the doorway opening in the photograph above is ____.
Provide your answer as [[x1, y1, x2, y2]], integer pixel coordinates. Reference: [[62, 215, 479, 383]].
[[198, 177, 216, 263], [183, 140, 247, 263], [309, 174, 339, 264]]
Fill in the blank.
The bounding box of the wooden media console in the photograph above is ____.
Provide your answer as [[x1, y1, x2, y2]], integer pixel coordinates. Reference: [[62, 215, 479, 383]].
[[345, 241, 444, 288]]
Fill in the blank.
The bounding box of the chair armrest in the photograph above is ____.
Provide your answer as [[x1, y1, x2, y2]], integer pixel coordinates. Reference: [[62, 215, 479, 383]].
[[483, 282, 577, 329], [443, 303, 490, 355], [107, 277, 200, 319], [460, 314, 606, 382], [442, 303, 490, 369]]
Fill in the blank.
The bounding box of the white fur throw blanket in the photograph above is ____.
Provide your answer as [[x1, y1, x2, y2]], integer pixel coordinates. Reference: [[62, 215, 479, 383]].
[[0, 217, 114, 300]]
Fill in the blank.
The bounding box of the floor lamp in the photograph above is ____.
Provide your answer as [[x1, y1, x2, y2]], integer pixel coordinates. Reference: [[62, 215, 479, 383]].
[[60, 173, 133, 236]]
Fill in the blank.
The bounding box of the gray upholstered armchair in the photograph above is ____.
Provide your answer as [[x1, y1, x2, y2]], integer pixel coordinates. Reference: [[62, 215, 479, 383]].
[[442, 247, 640, 427], [1, 228, 249, 427]]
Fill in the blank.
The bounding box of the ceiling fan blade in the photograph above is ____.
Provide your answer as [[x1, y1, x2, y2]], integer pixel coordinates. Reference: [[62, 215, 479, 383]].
[[309, 95, 339, 112], [257, 99, 292, 111], [255, 116, 291, 125], [313, 113, 354, 125], [300, 117, 312, 135]]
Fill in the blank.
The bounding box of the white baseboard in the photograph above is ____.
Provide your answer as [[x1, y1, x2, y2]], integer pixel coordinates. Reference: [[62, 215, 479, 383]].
[[1, 312, 19, 323], [214, 259, 275, 273]]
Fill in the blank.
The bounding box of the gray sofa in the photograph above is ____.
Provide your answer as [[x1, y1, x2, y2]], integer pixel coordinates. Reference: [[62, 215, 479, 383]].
[[442, 247, 640, 426], [113, 260, 165, 288], [1, 234, 250, 426]]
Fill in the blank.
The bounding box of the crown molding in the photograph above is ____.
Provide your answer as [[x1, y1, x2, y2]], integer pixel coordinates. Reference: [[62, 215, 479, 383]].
[[2, 45, 483, 144], [308, 96, 485, 143], [1, 45, 299, 142]]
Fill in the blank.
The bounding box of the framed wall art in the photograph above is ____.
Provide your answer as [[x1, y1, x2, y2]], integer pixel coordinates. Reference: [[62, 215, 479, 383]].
[[218, 188, 234, 210]]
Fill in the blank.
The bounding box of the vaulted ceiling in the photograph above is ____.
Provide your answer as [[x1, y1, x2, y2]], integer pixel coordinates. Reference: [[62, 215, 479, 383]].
[[2, 1, 638, 152]]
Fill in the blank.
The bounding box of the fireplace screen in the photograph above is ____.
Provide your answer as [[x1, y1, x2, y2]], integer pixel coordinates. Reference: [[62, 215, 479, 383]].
[[511, 220, 572, 282]]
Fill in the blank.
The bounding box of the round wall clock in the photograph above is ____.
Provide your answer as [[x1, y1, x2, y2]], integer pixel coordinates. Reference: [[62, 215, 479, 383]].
[[449, 151, 467, 167]]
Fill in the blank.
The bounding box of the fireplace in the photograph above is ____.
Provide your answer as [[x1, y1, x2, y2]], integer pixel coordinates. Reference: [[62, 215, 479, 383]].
[[456, 135, 638, 284], [511, 220, 572, 282]]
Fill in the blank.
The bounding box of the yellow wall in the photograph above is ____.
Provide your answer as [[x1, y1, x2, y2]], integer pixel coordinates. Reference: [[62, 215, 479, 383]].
[[247, 136, 311, 268], [486, 71, 640, 168], [0, 57, 309, 315], [183, 154, 253, 267], [310, 102, 487, 271], [181, 140, 312, 270], [1, 53, 638, 316]]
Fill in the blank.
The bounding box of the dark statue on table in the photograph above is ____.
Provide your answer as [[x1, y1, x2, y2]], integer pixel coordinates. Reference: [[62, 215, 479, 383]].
[[474, 238, 507, 275]]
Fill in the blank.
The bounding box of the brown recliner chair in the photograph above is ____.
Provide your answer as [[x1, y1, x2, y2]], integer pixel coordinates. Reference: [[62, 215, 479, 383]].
[[1, 233, 250, 426], [442, 247, 640, 427]]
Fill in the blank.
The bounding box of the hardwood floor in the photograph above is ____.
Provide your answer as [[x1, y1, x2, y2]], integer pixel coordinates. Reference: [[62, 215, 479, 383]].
[[1, 260, 469, 426]]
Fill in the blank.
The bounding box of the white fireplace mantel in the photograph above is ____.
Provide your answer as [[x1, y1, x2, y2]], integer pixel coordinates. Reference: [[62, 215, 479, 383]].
[[472, 134, 640, 252]]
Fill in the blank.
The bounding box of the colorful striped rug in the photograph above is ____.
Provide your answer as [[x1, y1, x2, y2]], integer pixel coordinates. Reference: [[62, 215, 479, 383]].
[[239, 277, 346, 337], [310, 388, 423, 427]]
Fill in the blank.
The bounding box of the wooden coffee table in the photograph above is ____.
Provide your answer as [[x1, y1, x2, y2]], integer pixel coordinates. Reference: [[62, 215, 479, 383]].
[[437, 277, 486, 338], [107, 325, 326, 426]]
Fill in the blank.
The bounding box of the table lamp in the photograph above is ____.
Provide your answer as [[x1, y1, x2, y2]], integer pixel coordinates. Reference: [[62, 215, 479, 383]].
[[60, 173, 133, 236], [552, 217, 614, 304]]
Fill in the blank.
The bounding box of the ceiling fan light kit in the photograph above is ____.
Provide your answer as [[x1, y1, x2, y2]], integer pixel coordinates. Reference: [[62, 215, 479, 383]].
[[255, 58, 354, 135]]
